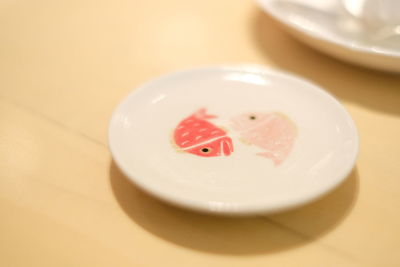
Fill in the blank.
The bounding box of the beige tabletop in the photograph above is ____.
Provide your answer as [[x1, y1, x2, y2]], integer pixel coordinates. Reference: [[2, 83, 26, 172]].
[[1, 0, 400, 266]]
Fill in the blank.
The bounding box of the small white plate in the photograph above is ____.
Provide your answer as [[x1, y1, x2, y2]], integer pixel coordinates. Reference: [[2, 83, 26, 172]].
[[109, 65, 359, 215], [256, 0, 400, 73]]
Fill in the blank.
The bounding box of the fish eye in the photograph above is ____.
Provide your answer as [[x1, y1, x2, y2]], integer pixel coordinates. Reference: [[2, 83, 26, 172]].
[[201, 147, 212, 153], [249, 115, 256, 120]]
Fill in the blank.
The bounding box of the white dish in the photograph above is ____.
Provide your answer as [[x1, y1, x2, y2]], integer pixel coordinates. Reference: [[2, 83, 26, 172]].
[[256, 0, 400, 73], [109, 65, 359, 215]]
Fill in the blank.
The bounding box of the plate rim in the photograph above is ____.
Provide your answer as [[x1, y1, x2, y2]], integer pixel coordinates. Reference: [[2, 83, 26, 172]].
[[108, 64, 359, 215], [256, 0, 400, 59]]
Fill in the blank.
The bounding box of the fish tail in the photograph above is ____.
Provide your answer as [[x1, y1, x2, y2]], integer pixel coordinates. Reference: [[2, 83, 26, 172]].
[[194, 108, 217, 120]]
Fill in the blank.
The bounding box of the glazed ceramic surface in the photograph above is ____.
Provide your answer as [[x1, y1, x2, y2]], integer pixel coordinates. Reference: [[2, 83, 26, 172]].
[[256, 0, 400, 72], [109, 65, 359, 215]]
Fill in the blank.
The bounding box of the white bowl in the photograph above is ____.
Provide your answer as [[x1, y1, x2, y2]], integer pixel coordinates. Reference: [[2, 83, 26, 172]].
[[256, 0, 400, 73], [109, 65, 359, 215]]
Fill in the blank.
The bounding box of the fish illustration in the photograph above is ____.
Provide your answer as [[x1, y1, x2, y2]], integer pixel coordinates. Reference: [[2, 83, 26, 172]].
[[173, 108, 234, 157], [231, 112, 297, 165]]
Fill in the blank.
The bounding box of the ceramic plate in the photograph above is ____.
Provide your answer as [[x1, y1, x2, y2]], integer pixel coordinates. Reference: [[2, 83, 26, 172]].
[[256, 0, 400, 72], [109, 65, 359, 215]]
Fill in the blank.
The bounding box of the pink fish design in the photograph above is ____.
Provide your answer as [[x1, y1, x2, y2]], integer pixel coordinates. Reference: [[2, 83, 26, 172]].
[[231, 112, 297, 165], [173, 108, 234, 157]]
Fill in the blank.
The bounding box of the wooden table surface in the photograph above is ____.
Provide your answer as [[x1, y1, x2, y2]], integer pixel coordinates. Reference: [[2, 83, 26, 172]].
[[1, 0, 400, 266]]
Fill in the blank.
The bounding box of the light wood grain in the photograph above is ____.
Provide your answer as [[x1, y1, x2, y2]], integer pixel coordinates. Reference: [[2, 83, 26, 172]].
[[1, 0, 399, 266]]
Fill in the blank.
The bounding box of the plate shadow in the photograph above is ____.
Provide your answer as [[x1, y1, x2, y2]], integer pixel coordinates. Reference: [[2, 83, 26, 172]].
[[109, 160, 358, 255]]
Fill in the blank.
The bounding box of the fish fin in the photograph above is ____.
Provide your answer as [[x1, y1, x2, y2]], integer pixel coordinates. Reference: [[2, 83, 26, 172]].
[[256, 152, 282, 166], [221, 137, 234, 156], [273, 112, 298, 134], [195, 108, 217, 120]]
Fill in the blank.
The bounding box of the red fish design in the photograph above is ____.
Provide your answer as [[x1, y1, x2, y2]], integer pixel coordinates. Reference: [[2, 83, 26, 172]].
[[173, 108, 234, 157]]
